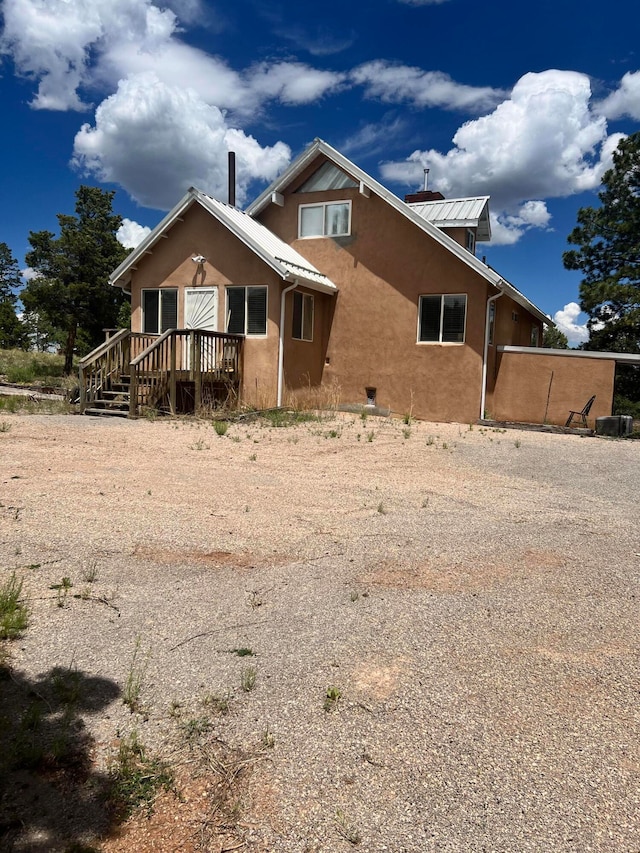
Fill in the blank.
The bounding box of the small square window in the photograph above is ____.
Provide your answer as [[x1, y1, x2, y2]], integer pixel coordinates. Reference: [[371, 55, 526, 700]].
[[418, 294, 467, 344], [299, 201, 351, 238]]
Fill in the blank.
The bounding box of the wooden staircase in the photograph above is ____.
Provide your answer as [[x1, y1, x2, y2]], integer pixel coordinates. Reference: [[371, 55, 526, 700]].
[[82, 373, 131, 417]]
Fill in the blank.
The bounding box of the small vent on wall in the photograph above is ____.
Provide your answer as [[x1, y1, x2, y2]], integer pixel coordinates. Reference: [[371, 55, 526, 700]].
[[365, 387, 377, 407]]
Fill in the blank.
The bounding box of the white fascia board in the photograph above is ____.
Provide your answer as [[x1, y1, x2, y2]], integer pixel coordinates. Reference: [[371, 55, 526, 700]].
[[499, 346, 640, 364], [109, 189, 196, 290], [246, 139, 548, 321]]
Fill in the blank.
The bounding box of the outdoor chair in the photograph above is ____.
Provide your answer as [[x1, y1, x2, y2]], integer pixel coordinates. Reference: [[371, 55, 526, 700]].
[[565, 394, 596, 428]]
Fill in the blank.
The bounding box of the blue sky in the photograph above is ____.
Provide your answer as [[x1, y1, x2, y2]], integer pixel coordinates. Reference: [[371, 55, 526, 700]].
[[2, 0, 640, 344]]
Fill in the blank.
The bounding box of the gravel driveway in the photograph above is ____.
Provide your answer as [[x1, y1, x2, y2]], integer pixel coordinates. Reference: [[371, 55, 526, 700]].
[[1, 412, 638, 852]]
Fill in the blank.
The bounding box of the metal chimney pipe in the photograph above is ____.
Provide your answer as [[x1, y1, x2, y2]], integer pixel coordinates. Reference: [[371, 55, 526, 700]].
[[228, 151, 236, 207]]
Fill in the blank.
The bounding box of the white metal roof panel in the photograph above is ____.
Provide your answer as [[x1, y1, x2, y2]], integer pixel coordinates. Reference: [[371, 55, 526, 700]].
[[408, 197, 491, 241]]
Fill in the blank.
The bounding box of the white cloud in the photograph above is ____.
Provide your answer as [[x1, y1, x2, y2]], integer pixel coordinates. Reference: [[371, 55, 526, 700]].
[[596, 71, 640, 121], [72, 72, 291, 209], [117, 219, 152, 249], [351, 61, 506, 112], [245, 62, 346, 106], [381, 70, 622, 243], [20, 267, 41, 282], [489, 201, 552, 246], [552, 302, 589, 346]]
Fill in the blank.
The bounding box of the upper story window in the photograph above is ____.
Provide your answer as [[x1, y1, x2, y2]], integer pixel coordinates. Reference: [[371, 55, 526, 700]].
[[418, 294, 467, 344], [488, 300, 496, 345], [299, 201, 351, 238], [531, 326, 539, 347], [466, 229, 476, 255], [142, 288, 177, 334], [226, 286, 267, 336], [292, 291, 314, 341]]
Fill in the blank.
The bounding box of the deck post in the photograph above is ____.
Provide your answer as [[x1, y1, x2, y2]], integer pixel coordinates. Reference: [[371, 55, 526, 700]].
[[129, 366, 138, 417], [194, 331, 202, 412], [79, 364, 87, 414], [170, 333, 177, 415]]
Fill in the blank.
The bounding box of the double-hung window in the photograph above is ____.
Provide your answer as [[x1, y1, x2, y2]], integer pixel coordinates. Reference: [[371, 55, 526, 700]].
[[292, 291, 314, 341], [142, 288, 178, 334], [299, 201, 351, 238], [418, 294, 467, 344], [226, 286, 267, 336]]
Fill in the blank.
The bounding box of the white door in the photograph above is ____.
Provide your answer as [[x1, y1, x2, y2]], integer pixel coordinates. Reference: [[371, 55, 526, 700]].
[[184, 287, 218, 369]]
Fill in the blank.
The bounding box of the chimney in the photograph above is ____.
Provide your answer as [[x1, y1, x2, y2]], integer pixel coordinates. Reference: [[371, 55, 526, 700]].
[[228, 151, 236, 207], [404, 189, 445, 204]]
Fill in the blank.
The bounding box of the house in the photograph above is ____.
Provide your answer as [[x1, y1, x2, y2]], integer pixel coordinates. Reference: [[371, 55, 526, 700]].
[[81, 138, 620, 426]]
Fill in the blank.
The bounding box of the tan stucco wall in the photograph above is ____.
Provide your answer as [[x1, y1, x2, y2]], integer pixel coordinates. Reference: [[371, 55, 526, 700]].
[[259, 163, 509, 422], [128, 204, 282, 407], [490, 350, 615, 426]]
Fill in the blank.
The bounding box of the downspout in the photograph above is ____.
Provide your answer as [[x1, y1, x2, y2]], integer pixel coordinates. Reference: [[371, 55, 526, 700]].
[[481, 290, 503, 420], [278, 279, 298, 407]]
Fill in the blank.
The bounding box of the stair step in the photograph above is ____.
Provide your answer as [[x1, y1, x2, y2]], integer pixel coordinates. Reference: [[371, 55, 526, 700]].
[[83, 407, 129, 418], [100, 390, 130, 399]]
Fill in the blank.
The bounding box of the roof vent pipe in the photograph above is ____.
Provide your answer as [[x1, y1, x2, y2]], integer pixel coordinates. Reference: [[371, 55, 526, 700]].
[[228, 151, 236, 207]]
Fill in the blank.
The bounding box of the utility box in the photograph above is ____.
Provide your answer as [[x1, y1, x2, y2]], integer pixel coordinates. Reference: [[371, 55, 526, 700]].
[[596, 415, 633, 437]]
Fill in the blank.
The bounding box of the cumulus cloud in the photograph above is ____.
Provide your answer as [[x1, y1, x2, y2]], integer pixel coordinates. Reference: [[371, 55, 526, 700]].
[[245, 62, 346, 106], [489, 201, 552, 246], [552, 302, 589, 346], [72, 73, 291, 209], [117, 219, 152, 249], [351, 61, 506, 112], [381, 70, 623, 243], [596, 71, 640, 121]]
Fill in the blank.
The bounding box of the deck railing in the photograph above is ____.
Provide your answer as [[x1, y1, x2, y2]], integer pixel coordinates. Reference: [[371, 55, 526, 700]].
[[79, 329, 243, 415], [129, 329, 244, 416]]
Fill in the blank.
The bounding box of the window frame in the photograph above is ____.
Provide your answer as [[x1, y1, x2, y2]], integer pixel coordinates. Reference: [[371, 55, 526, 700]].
[[298, 200, 352, 238], [225, 285, 268, 337], [292, 291, 314, 342], [466, 229, 476, 255], [417, 293, 467, 345], [141, 288, 178, 334]]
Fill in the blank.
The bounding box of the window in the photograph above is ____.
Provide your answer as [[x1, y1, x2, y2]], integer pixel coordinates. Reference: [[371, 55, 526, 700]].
[[466, 229, 476, 255], [418, 294, 467, 344], [299, 201, 351, 238], [142, 288, 178, 334], [531, 326, 539, 347], [226, 286, 267, 336], [292, 291, 314, 341], [488, 300, 496, 345]]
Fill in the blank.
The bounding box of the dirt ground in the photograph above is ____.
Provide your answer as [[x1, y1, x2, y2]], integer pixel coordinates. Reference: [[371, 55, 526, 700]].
[[0, 411, 638, 852]]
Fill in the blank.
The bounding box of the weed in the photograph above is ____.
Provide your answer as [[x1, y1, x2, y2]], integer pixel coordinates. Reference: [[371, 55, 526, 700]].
[[168, 699, 182, 718], [181, 716, 212, 741], [201, 692, 230, 716], [324, 685, 341, 712], [240, 666, 257, 692], [0, 572, 28, 640], [402, 412, 412, 425], [514, 438, 522, 449], [0, 421, 11, 433], [326, 428, 341, 438], [249, 452, 257, 462], [360, 410, 368, 423], [421, 497, 429, 508], [50, 575, 73, 608], [110, 729, 173, 816], [402, 427, 411, 439], [335, 808, 362, 845], [81, 562, 98, 584], [426, 435, 435, 446], [262, 727, 275, 749], [248, 590, 263, 609], [231, 435, 241, 443], [52, 666, 83, 707], [231, 647, 255, 657], [376, 501, 386, 515], [213, 419, 228, 436], [190, 438, 209, 451], [441, 441, 448, 450], [366, 430, 375, 442], [123, 636, 148, 713], [350, 590, 359, 602]]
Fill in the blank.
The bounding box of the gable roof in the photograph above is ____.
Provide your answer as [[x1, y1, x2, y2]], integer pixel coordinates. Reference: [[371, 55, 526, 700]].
[[110, 188, 337, 295], [246, 138, 549, 325], [407, 196, 491, 241]]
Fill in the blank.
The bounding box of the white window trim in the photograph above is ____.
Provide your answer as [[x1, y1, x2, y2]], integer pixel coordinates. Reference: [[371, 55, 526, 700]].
[[292, 291, 314, 342], [225, 285, 268, 337], [466, 229, 476, 255], [141, 287, 178, 334], [416, 293, 467, 345], [298, 200, 352, 238]]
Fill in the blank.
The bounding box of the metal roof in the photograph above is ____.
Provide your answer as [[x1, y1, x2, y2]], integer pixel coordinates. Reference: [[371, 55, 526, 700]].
[[407, 197, 491, 241], [109, 188, 337, 295], [245, 138, 550, 325]]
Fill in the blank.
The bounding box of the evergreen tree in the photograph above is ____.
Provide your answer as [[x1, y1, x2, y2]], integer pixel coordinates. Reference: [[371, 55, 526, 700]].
[[563, 132, 640, 354], [0, 242, 27, 349], [542, 324, 569, 349], [22, 187, 128, 373]]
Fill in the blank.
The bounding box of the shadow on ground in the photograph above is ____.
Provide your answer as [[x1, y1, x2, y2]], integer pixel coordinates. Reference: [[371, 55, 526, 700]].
[[0, 663, 120, 852]]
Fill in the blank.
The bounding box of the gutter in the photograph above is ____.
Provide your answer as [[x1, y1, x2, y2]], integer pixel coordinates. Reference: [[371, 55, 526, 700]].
[[277, 280, 298, 407], [481, 290, 503, 420]]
